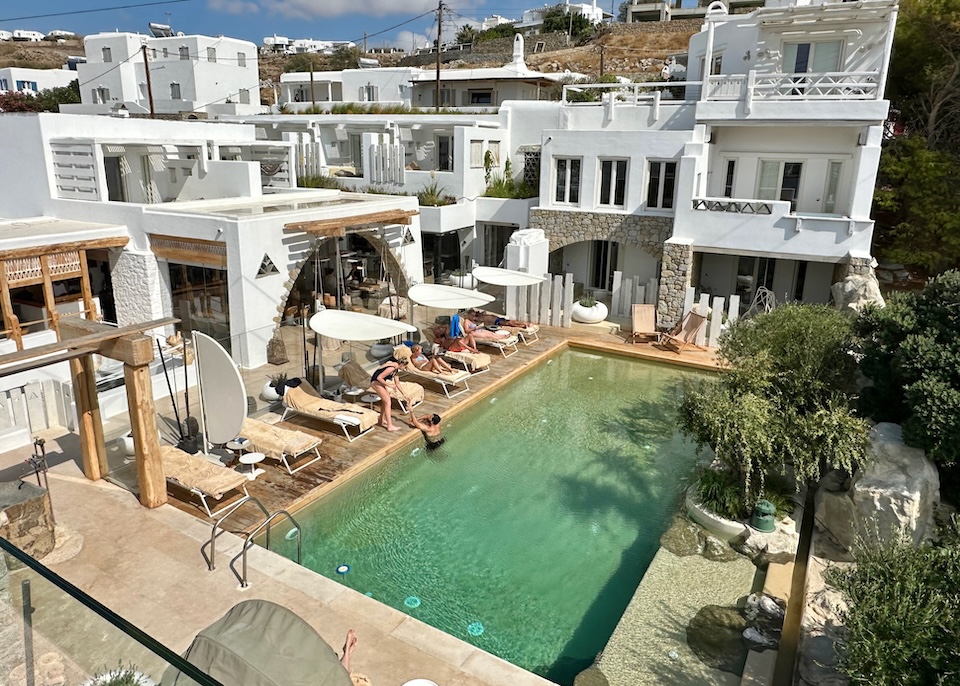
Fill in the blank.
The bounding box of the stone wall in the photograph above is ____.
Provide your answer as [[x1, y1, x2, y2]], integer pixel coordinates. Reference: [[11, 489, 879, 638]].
[[111, 250, 170, 329], [399, 31, 571, 68], [659, 241, 693, 326], [528, 208, 672, 256], [0, 481, 55, 559], [613, 18, 703, 35]]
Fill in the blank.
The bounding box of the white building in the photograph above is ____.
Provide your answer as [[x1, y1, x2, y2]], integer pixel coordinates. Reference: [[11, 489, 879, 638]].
[[12, 30, 46, 42], [0, 31, 12, 42], [0, 67, 78, 94], [481, 15, 516, 31], [262, 35, 356, 55], [61, 32, 263, 117], [516, 0, 610, 34], [46, 30, 77, 40]]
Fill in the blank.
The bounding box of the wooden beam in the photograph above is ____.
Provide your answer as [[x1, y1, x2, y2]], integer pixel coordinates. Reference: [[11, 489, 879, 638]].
[[71, 354, 108, 480], [0, 261, 22, 350], [78, 249, 97, 319], [39, 255, 60, 337], [285, 208, 419, 234], [125, 361, 166, 508], [0, 236, 129, 262], [0, 317, 177, 376], [60, 319, 156, 366]]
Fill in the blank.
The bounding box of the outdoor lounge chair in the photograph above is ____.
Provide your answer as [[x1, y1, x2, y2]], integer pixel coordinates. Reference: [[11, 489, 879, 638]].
[[467, 309, 540, 345], [337, 359, 425, 413], [281, 381, 379, 442], [160, 445, 250, 517], [628, 304, 658, 344], [239, 417, 324, 475], [474, 329, 520, 357], [422, 327, 492, 374], [402, 364, 472, 399], [659, 311, 708, 354]]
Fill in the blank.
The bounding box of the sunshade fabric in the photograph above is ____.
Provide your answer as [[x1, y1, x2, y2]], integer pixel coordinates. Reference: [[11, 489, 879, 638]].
[[408, 282, 495, 309], [159, 599, 353, 686], [309, 309, 417, 341], [194, 332, 246, 445], [472, 266, 547, 287]]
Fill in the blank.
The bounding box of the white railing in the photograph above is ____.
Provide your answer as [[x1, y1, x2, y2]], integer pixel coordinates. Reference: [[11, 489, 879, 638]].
[[561, 80, 700, 106], [705, 71, 881, 107]]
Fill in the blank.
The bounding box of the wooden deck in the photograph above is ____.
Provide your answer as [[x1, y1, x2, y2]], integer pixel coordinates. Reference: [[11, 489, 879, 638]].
[[166, 327, 720, 532]]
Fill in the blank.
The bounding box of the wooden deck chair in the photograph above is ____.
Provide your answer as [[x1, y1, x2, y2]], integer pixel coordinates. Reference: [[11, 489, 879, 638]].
[[659, 311, 708, 354], [627, 304, 658, 344]]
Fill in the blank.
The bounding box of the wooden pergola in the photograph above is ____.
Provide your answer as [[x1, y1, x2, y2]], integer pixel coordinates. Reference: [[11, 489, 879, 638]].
[[0, 316, 176, 507], [284, 208, 419, 236]]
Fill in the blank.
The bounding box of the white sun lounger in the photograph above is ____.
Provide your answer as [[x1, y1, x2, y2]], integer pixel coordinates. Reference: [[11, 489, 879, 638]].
[[281, 381, 379, 442], [160, 445, 250, 517], [475, 331, 520, 357], [402, 365, 472, 399], [239, 417, 324, 475]]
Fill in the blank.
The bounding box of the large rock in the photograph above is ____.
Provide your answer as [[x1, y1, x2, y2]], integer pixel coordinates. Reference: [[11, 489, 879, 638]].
[[686, 605, 748, 674], [815, 423, 939, 551], [831, 273, 885, 313]]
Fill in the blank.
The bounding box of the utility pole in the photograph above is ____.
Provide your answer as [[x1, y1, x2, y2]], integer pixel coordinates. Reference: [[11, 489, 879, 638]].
[[309, 54, 316, 109], [141, 44, 155, 118], [568, 9, 573, 46], [598, 43, 605, 77], [435, 0, 443, 112], [363, 31, 367, 53]]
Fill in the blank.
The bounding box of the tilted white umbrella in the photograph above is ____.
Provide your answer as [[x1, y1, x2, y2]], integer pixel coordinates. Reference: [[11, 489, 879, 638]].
[[308, 309, 417, 341], [472, 266, 547, 287], [407, 282, 495, 309]]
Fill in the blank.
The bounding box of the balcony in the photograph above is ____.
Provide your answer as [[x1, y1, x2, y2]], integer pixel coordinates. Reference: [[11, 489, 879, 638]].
[[698, 70, 890, 123], [676, 196, 874, 260]]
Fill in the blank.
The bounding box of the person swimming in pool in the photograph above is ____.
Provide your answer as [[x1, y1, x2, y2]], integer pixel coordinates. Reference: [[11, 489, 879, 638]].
[[408, 412, 445, 450]]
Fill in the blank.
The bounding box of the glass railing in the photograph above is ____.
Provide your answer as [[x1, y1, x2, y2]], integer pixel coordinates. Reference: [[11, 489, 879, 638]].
[[0, 537, 222, 686]]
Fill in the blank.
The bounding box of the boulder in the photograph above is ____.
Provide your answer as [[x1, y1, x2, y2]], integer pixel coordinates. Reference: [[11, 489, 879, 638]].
[[743, 626, 778, 650], [659, 515, 745, 562], [686, 605, 748, 674], [732, 515, 801, 564], [830, 272, 885, 313], [816, 423, 940, 550]]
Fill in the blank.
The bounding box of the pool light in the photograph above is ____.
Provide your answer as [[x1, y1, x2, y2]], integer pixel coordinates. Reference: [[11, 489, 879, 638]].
[[404, 596, 422, 608], [336, 564, 351, 575], [285, 528, 300, 541], [467, 622, 484, 637]]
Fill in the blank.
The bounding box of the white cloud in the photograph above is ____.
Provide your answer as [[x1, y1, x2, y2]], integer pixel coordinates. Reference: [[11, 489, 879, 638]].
[[392, 29, 431, 51], [261, 0, 440, 19], [208, 0, 260, 14]]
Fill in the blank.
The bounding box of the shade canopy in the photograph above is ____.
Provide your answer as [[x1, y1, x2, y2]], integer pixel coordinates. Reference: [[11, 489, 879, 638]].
[[472, 266, 547, 287], [309, 309, 416, 341], [408, 282, 495, 309], [194, 332, 246, 445]]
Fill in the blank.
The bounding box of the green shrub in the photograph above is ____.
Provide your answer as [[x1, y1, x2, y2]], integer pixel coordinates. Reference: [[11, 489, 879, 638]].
[[298, 173, 341, 189], [417, 180, 455, 206], [826, 535, 960, 686], [696, 468, 747, 520]]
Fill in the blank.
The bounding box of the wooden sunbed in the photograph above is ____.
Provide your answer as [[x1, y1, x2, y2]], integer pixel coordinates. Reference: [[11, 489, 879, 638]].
[[281, 381, 379, 442]]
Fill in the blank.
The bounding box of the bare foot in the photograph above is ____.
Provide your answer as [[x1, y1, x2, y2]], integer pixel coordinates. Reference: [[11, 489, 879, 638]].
[[341, 629, 357, 670], [386, 425, 402, 432]]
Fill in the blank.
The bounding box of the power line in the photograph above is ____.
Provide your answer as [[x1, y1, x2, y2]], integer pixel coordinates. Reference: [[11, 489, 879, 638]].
[[0, 0, 191, 23], [345, 9, 437, 45], [78, 50, 141, 88]]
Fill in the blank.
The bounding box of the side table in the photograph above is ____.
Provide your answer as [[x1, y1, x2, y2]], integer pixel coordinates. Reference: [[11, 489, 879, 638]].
[[238, 452, 266, 481]]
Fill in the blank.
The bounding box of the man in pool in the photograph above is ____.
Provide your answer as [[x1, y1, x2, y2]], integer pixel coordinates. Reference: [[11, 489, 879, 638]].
[[407, 412, 445, 450]]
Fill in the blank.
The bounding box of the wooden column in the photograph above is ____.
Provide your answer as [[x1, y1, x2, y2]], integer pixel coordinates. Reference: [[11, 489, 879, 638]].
[[0, 261, 22, 350], [121, 334, 166, 508], [78, 249, 97, 320], [70, 354, 108, 480], [39, 255, 60, 336]]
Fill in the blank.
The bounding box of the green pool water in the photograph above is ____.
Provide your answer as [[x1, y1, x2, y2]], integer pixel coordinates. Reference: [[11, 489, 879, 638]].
[[267, 350, 705, 684]]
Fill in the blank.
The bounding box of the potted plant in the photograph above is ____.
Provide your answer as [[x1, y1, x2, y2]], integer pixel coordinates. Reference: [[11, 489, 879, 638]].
[[571, 292, 608, 324], [370, 338, 394, 358], [447, 269, 476, 289], [82, 665, 155, 686], [261, 372, 287, 402]]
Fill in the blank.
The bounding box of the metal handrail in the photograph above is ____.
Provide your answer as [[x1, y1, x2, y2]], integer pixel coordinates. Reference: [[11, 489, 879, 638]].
[[229, 509, 302, 588], [201, 494, 270, 571]]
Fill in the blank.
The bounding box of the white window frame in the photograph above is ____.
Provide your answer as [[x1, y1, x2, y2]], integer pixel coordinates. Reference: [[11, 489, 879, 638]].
[[598, 158, 628, 208], [487, 141, 501, 166], [782, 40, 843, 74], [179, 46, 189, 60], [0, 78, 7, 90], [359, 84, 378, 102], [237, 52, 246, 67], [470, 140, 484, 168], [553, 157, 582, 205], [756, 159, 803, 211], [92, 86, 109, 104], [645, 159, 678, 211], [822, 160, 843, 214], [722, 158, 737, 198], [207, 47, 217, 63]]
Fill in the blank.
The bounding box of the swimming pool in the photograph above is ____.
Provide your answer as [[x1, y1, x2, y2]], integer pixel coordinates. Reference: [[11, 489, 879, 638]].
[[267, 349, 705, 684]]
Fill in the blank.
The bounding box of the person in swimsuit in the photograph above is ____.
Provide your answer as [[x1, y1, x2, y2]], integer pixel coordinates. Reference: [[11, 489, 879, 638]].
[[433, 324, 480, 354], [408, 412, 445, 450], [369, 348, 411, 431], [411, 343, 455, 374]]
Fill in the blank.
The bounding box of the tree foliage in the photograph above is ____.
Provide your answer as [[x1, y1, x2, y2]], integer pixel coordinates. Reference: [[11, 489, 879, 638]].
[[679, 305, 868, 507], [0, 81, 80, 112], [617, 1, 631, 22], [541, 5, 598, 40], [474, 23, 518, 43], [455, 25, 479, 45], [826, 533, 960, 686], [857, 270, 960, 468]]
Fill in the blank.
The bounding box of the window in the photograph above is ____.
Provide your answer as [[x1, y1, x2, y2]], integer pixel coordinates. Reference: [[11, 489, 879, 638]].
[[487, 141, 501, 166], [590, 240, 619, 290], [170, 82, 182, 100], [151, 48, 157, 59], [239, 88, 250, 105], [646, 160, 677, 209], [179, 46, 189, 60], [757, 160, 802, 211], [102, 46, 112, 63], [598, 159, 628, 207], [16, 80, 38, 91], [554, 157, 581, 204], [237, 52, 246, 67], [436, 88, 454, 106], [723, 159, 736, 198], [783, 41, 842, 74], [823, 160, 842, 213], [207, 47, 217, 63], [0, 78, 7, 90], [469, 90, 493, 105], [359, 84, 378, 102], [91, 87, 109, 104], [436, 135, 453, 171], [162, 48, 169, 58], [470, 140, 484, 168]]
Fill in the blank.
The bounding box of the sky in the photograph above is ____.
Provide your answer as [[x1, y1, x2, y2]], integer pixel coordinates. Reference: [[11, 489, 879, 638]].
[[0, 0, 621, 51]]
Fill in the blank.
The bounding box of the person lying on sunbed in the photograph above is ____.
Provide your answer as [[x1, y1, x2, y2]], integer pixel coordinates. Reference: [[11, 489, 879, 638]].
[[411, 344, 456, 375], [467, 309, 534, 329], [462, 313, 516, 341], [433, 324, 480, 354]]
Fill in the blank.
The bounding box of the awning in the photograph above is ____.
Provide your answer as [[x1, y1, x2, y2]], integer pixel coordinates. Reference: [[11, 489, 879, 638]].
[[309, 309, 416, 341], [472, 267, 546, 287], [408, 282, 495, 309]]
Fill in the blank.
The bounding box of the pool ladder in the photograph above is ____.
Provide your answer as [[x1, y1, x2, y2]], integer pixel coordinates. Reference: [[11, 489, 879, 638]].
[[201, 495, 302, 588]]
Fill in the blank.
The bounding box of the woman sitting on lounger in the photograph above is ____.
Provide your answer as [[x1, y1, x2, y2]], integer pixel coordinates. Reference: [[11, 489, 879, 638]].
[[433, 324, 480, 354], [370, 347, 412, 432], [411, 343, 455, 375]]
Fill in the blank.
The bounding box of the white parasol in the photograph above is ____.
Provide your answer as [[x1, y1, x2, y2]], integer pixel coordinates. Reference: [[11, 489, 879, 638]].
[[308, 309, 417, 341], [407, 282, 495, 309], [472, 266, 547, 287]]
